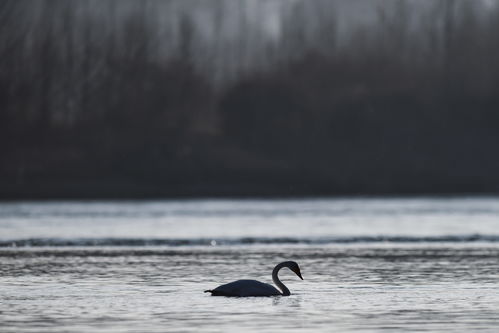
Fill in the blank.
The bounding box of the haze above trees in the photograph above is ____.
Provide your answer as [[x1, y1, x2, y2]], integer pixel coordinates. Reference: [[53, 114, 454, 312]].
[[1, 0, 499, 198]]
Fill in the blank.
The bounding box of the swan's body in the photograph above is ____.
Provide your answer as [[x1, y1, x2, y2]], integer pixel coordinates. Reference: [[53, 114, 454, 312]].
[[207, 280, 282, 297], [205, 261, 303, 297]]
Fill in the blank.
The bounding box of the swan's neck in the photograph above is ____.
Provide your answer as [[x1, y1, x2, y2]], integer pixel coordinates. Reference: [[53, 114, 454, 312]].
[[272, 262, 290, 296]]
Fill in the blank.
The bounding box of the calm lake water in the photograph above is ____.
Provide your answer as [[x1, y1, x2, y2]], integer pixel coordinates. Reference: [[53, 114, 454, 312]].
[[1, 198, 499, 332]]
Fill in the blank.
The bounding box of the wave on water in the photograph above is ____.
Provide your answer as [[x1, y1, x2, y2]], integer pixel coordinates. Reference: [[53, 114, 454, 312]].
[[2, 234, 499, 247]]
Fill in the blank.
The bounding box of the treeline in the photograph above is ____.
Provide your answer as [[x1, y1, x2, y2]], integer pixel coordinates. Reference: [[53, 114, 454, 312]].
[[1, 0, 499, 198]]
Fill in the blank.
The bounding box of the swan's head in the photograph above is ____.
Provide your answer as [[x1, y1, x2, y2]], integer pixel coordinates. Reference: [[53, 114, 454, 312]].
[[285, 261, 303, 280]]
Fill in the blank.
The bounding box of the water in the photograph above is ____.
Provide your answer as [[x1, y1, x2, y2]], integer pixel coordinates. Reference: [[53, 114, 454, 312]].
[[1, 198, 499, 332]]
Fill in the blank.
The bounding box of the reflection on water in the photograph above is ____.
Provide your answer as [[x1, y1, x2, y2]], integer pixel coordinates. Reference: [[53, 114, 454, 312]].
[[1, 198, 499, 332], [1, 245, 499, 332], [1, 198, 499, 240]]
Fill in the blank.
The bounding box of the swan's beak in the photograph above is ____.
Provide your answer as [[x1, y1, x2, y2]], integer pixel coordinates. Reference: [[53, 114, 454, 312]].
[[296, 271, 303, 280]]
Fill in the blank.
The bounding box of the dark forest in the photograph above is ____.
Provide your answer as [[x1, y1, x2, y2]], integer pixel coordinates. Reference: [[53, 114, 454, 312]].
[[1, 0, 499, 198]]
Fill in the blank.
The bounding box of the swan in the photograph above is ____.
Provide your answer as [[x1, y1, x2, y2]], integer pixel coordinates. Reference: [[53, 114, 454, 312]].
[[204, 261, 303, 297]]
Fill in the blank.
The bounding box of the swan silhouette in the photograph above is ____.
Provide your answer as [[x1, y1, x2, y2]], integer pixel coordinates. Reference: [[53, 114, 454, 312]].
[[204, 261, 303, 297]]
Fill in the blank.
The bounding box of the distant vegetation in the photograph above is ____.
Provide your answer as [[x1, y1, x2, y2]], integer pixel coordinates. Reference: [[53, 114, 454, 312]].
[[1, 0, 499, 198]]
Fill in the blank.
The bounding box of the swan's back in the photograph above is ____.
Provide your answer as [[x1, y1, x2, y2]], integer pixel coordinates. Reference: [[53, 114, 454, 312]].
[[206, 279, 281, 297]]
